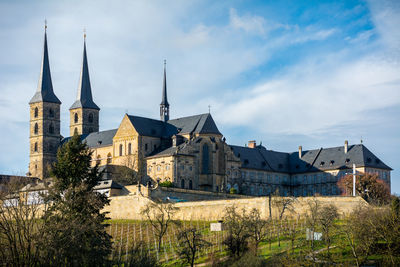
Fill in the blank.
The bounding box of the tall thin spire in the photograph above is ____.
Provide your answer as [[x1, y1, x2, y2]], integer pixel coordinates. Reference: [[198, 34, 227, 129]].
[[29, 23, 61, 104], [70, 31, 99, 110], [161, 60, 169, 106], [160, 60, 170, 122]]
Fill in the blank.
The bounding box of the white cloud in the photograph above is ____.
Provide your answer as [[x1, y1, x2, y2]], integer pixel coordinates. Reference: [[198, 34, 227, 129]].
[[229, 8, 267, 36]]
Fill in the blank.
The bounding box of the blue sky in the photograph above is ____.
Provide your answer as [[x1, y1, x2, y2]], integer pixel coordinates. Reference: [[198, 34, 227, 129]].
[[0, 0, 399, 193]]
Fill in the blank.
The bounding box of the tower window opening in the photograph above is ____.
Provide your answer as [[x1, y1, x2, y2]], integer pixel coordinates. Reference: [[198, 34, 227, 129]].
[[34, 142, 38, 152], [49, 108, 54, 118], [128, 143, 132, 155], [74, 113, 78, 123], [34, 107, 38, 118], [88, 113, 94, 123], [145, 143, 148, 151], [119, 144, 123, 156], [74, 127, 78, 135], [49, 123, 54, 134], [34, 123, 38, 135]]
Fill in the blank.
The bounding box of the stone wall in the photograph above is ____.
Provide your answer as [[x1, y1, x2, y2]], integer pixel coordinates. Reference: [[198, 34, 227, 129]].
[[103, 188, 367, 221]]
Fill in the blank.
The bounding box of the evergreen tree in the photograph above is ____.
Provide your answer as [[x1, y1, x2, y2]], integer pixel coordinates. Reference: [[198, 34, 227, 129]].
[[40, 133, 112, 266]]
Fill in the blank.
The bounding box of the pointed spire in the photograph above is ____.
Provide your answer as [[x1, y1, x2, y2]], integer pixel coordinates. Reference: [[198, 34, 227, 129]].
[[29, 23, 61, 104], [160, 60, 169, 106], [70, 31, 99, 110], [160, 60, 170, 122]]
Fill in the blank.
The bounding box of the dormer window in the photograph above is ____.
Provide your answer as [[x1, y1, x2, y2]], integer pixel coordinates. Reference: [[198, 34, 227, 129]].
[[320, 161, 325, 166], [345, 158, 350, 163], [330, 160, 335, 165], [367, 157, 372, 163], [375, 159, 380, 164]]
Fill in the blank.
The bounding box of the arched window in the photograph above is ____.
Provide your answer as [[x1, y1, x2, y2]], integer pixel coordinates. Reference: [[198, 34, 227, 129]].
[[74, 128, 78, 135], [189, 180, 193, 190], [119, 144, 123, 156], [49, 108, 54, 118], [107, 153, 112, 164], [49, 123, 54, 134], [34, 142, 38, 152], [181, 179, 185, 189], [202, 143, 209, 174], [128, 143, 132, 155], [74, 113, 78, 123], [88, 113, 94, 123], [96, 155, 101, 165], [34, 107, 38, 118], [34, 123, 38, 135]]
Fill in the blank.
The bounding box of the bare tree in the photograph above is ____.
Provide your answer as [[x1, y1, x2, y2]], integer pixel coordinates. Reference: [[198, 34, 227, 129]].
[[0, 178, 46, 265], [305, 197, 321, 250], [246, 208, 270, 255], [176, 224, 211, 267], [223, 206, 251, 258], [140, 199, 179, 252], [318, 204, 339, 261], [272, 189, 296, 220], [340, 205, 378, 267]]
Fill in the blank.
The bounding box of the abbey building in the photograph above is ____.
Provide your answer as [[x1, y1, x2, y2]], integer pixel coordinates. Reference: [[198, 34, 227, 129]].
[[28, 29, 392, 197]]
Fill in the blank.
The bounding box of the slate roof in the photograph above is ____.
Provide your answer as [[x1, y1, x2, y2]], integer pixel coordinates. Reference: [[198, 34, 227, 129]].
[[230, 145, 290, 173], [127, 115, 175, 137], [231, 144, 392, 174], [29, 31, 61, 104], [61, 129, 117, 148], [69, 40, 100, 110], [168, 113, 221, 136]]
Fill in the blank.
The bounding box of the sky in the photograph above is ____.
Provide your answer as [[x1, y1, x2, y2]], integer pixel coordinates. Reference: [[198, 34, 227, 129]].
[[0, 0, 399, 193]]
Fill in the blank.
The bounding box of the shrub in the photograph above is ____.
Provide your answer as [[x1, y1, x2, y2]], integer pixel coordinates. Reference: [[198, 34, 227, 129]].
[[159, 181, 174, 187], [230, 188, 237, 194]]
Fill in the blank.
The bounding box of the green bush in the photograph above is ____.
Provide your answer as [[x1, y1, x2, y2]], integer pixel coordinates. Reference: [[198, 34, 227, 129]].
[[159, 181, 174, 188], [230, 188, 237, 194]]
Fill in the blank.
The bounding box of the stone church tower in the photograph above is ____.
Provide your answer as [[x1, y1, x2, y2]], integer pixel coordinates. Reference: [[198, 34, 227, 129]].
[[69, 34, 99, 136], [28, 27, 61, 179]]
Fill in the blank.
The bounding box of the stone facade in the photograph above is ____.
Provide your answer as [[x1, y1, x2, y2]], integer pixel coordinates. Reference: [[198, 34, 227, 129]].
[[29, 102, 61, 178], [69, 107, 99, 136]]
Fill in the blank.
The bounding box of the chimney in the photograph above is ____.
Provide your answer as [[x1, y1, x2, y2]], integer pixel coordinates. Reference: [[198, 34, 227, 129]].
[[344, 140, 348, 154], [298, 146, 302, 158], [248, 140, 256, 148]]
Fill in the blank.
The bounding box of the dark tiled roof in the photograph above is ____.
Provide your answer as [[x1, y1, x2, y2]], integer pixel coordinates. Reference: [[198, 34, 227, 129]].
[[168, 113, 221, 136], [69, 41, 99, 110], [29, 31, 61, 104], [127, 115, 174, 137], [231, 144, 392, 173], [230, 145, 290, 173], [288, 144, 392, 173], [62, 129, 117, 148]]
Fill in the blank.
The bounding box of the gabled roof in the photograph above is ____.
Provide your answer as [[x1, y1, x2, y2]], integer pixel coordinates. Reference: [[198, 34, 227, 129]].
[[168, 113, 221, 136], [288, 144, 392, 173], [230, 145, 290, 173], [29, 30, 61, 104], [127, 115, 174, 137], [70, 39, 100, 110], [230, 144, 392, 174], [62, 129, 117, 148]]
